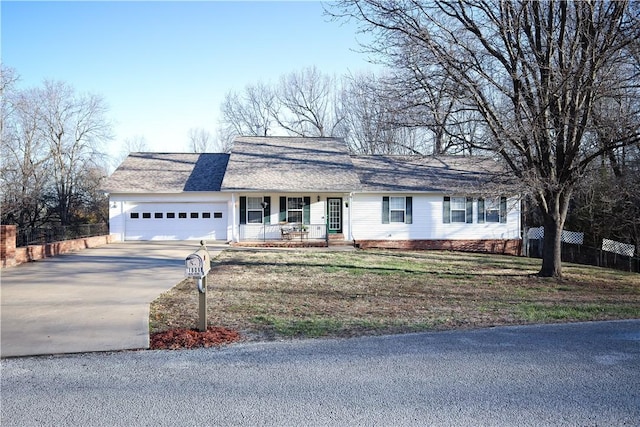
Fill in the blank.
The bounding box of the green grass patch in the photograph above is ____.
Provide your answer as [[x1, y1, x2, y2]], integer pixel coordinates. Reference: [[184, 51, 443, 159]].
[[517, 303, 640, 322], [150, 249, 640, 341], [252, 315, 344, 338]]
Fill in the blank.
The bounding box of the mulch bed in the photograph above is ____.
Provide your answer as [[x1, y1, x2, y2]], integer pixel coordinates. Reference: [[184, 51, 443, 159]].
[[150, 326, 241, 350]]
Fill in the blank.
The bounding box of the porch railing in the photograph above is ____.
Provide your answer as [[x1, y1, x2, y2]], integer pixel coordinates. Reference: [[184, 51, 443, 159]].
[[239, 223, 327, 241]]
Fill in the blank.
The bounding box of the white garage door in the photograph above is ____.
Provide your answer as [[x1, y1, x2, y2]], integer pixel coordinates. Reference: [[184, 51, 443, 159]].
[[125, 203, 227, 241]]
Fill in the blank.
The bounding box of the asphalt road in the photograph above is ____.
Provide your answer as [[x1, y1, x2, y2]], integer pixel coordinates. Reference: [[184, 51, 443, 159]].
[[2, 320, 639, 427]]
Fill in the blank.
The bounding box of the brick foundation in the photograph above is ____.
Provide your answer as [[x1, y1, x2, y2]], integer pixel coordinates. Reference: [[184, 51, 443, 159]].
[[231, 240, 328, 248], [1, 225, 17, 268], [1, 225, 113, 268], [354, 239, 522, 256]]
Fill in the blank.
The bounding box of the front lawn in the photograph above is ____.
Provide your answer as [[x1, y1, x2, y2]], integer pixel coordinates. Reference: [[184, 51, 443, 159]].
[[150, 249, 640, 341]]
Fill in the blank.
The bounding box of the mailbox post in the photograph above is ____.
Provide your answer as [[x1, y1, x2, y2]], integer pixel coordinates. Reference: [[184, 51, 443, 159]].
[[185, 241, 211, 332]]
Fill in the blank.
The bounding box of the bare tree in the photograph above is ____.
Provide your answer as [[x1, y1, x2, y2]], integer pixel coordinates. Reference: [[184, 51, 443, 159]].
[[2, 69, 50, 228], [37, 80, 112, 225], [274, 66, 342, 137], [112, 134, 150, 169], [213, 127, 234, 153], [219, 82, 275, 140], [338, 71, 441, 155], [332, 0, 640, 277], [1, 74, 51, 228], [122, 134, 149, 153], [2, 74, 112, 228], [187, 127, 214, 153]]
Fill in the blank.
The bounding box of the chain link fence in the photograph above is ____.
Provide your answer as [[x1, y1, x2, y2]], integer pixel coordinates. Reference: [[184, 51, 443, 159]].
[[16, 223, 109, 247], [524, 227, 639, 273]]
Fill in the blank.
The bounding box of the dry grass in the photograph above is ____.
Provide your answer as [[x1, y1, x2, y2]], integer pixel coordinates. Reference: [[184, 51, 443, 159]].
[[150, 249, 640, 341]]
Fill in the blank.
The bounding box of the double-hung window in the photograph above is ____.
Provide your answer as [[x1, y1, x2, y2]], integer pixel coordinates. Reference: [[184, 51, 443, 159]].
[[450, 197, 467, 223], [390, 197, 406, 223], [239, 196, 271, 225], [382, 196, 413, 224], [477, 196, 507, 223], [287, 197, 304, 223], [443, 196, 473, 223], [278, 196, 310, 224], [247, 197, 264, 224], [485, 197, 500, 223]]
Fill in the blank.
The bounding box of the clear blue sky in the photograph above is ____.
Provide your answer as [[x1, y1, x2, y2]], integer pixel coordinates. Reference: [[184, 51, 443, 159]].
[[1, 1, 373, 164]]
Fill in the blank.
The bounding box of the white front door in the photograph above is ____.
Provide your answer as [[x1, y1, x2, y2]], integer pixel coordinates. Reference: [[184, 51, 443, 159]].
[[327, 198, 342, 234]]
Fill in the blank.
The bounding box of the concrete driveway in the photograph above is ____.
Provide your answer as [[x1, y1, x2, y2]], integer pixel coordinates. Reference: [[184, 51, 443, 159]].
[[1, 241, 224, 358]]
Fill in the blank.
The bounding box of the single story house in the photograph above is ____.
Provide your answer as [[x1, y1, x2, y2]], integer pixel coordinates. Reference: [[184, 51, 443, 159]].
[[103, 136, 521, 254]]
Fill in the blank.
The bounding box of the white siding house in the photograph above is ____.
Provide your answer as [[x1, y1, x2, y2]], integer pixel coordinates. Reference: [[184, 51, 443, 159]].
[[350, 193, 520, 241], [104, 137, 522, 254]]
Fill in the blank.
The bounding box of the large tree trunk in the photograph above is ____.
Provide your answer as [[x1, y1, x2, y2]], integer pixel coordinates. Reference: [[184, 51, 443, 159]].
[[540, 213, 564, 277], [538, 189, 572, 278]]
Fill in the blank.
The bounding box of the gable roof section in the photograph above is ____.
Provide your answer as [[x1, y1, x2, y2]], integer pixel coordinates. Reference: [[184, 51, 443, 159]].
[[350, 155, 507, 194], [103, 153, 229, 193], [220, 136, 362, 192]]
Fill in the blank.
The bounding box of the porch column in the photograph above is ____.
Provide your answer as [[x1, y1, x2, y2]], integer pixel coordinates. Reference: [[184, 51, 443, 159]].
[[231, 193, 238, 242], [348, 192, 354, 241]]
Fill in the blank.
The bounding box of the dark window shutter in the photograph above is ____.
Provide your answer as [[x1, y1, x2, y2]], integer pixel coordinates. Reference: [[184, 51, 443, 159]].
[[500, 196, 507, 223], [239, 196, 246, 225], [466, 197, 473, 223], [443, 196, 450, 223], [405, 197, 413, 224], [279, 197, 286, 222], [382, 196, 390, 224], [477, 198, 485, 223], [303, 196, 311, 224], [263, 196, 271, 224]]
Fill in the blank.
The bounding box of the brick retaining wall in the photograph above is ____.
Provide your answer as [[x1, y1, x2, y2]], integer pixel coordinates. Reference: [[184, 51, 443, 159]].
[[355, 239, 522, 256], [1, 225, 113, 268]]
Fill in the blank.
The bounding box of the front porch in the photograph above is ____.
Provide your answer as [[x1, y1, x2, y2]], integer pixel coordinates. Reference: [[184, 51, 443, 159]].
[[232, 223, 352, 248]]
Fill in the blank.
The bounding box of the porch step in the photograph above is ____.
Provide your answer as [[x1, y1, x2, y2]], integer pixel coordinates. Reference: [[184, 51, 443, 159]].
[[327, 234, 354, 247]]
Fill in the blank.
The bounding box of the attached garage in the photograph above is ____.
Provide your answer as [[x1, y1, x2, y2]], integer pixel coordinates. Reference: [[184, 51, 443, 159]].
[[103, 153, 231, 242], [124, 203, 227, 241]]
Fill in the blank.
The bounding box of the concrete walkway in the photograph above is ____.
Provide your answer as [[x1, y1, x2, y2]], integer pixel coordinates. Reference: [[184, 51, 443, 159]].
[[1, 241, 224, 358]]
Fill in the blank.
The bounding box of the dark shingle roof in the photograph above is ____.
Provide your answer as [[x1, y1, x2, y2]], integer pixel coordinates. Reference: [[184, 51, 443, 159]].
[[103, 153, 229, 193], [220, 136, 362, 192], [350, 155, 506, 193]]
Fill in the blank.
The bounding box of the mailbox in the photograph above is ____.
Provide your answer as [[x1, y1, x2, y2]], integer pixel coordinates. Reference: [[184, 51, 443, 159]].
[[185, 249, 211, 278]]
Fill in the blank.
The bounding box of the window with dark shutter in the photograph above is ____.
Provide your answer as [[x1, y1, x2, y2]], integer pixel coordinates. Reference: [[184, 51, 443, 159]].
[[263, 196, 271, 224], [239, 196, 247, 225], [477, 198, 485, 223], [500, 196, 507, 223], [279, 197, 287, 222], [382, 197, 390, 224], [247, 197, 264, 223], [383, 196, 412, 224], [303, 196, 311, 224]]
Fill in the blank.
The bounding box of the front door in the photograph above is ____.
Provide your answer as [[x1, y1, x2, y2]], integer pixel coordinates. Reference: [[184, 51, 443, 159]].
[[327, 198, 342, 234]]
